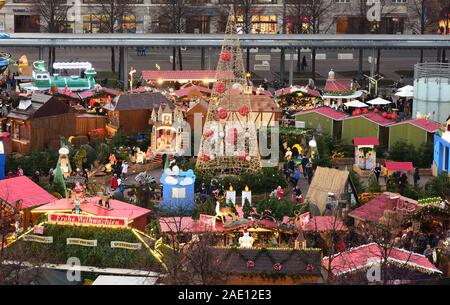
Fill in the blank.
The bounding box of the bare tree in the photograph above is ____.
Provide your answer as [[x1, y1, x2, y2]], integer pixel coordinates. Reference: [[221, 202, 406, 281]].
[[88, 0, 137, 73], [32, 0, 73, 72], [152, 0, 201, 71]]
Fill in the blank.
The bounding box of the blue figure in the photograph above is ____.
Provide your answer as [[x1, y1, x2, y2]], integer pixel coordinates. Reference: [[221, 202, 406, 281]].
[[0, 141, 5, 180], [159, 167, 196, 214]]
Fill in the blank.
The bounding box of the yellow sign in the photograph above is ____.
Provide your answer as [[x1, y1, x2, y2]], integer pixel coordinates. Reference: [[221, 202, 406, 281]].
[[67, 238, 97, 247], [23, 235, 53, 244], [110, 241, 142, 250]]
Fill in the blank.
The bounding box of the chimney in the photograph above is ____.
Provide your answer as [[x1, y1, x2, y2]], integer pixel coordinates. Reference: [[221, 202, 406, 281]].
[[385, 193, 400, 210]]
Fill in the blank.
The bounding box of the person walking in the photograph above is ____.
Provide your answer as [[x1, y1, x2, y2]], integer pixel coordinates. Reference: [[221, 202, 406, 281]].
[[110, 174, 119, 191], [121, 161, 129, 179], [301, 156, 309, 178], [413, 167, 420, 187], [373, 163, 381, 183], [301, 55, 307, 71], [16, 166, 24, 176], [294, 185, 303, 203]]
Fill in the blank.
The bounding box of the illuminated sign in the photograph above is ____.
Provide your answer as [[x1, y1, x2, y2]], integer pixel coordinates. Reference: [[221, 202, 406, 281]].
[[48, 213, 128, 228]]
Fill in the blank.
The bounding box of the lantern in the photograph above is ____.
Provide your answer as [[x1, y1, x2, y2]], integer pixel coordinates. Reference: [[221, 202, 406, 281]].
[[238, 105, 249, 116], [217, 108, 228, 120], [220, 50, 232, 62], [216, 82, 226, 94], [363, 108, 369, 114], [352, 110, 357, 116], [374, 108, 379, 113], [382, 112, 388, 118], [391, 113, 398, 120]]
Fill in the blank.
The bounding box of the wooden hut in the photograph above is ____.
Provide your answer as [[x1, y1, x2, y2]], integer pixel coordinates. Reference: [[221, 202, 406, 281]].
[[294, 106, 348, 139], [388, 118, 440, 150], [103, 92, 173, 136], [7, 94, 76, 154], [306, 167, 359, 216], [341, 112, 394, 147]]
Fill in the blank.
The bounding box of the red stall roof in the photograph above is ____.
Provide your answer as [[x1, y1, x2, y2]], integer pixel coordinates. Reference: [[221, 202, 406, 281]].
[[294, 106, 349, 120], [33, 197, 151, 221], [175, 85, 212, 98], [324, 79, 352, 93], [349, 192, 420, 223], [391, 118, 440, 133], [141, 70, 234, 82], [353, 137, 379, 146], [302, 216, 348, 232], [361, 112, 395, 126], [323, 243, 442, 276], [0, 176, 56, 210], [385, 161, 414, 172]]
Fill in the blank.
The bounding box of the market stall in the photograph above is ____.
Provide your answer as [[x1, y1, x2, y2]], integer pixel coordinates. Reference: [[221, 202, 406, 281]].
[[353, 137, 379, 170], [275, 85, 322, 113]]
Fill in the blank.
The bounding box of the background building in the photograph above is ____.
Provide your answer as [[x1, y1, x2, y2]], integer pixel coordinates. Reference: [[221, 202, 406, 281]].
[[0, 0, 447, 35]]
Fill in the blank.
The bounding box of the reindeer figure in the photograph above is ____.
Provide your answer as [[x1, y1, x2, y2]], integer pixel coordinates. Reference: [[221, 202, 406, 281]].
[[215, 201, 238, 223]]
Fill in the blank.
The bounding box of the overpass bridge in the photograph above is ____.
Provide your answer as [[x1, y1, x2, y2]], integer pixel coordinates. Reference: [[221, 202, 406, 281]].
[[0, 33, 449, 89]]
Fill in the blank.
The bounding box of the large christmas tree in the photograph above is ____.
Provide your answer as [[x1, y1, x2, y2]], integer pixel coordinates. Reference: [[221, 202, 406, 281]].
[[196, 11, 261, 175]]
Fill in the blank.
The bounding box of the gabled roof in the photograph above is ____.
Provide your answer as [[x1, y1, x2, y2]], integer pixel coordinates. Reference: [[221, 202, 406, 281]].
[[343, 112, 394, 127], [390, 118, 440, 133], [78, 87, 121, 100], [294, 106, 349, 120], [348, 192, 420, 223], [323, 243, 442, 276], [0, 176, 56, 210], [7, 94, 57, 121], [324, 79, 352, 93], [33, 197, 151, 221], [211, 247, 323, 276], [306, 167, 351, 215], [302, 216, 348, 232], [103, 92, 173, 111], [141, 70, 234, 82]]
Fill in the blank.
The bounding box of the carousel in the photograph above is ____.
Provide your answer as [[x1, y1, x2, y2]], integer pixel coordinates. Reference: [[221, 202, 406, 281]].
[[275, 85, 322, 113]]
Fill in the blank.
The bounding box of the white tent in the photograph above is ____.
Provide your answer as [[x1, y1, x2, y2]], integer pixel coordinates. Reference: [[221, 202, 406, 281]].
[[395, 85, 414, 98], [344, 100, 368, 108], [366, 97, 392, 105]]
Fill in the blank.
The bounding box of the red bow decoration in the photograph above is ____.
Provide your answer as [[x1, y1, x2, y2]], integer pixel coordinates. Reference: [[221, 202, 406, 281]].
[[217, 108, 228, 120], [273, 263, 282, 271], [216, 82, 226, 94], [246, 260, 255, 269], [203, 130, 214, 138], [220, 50, 232, 62], [200, 153, 210, 161], [238, 105, 250, 116]]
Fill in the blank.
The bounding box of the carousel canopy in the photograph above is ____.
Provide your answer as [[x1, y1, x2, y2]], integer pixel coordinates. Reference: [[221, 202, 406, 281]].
[[366, 97, 392, 105], [344, 100, 368, 108], [275, 85, 321, 98]]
